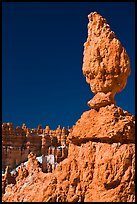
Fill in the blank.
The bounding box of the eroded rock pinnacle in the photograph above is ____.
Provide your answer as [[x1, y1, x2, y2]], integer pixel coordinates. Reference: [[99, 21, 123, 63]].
[[82, 11, 130, 109]]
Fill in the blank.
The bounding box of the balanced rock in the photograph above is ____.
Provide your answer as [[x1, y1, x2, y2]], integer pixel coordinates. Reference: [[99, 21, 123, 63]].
[[82, 12, 130, 109], [2, 12, 135, 203]]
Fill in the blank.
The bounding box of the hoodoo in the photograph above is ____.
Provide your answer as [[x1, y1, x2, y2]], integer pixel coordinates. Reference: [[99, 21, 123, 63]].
[[82, 12, 130, 110], [2, 12, 135, 202]]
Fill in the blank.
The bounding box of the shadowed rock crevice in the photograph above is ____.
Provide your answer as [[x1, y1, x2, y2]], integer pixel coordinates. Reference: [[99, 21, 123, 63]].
[[104, 179, 120, 190], [70, 137, 135, 146]]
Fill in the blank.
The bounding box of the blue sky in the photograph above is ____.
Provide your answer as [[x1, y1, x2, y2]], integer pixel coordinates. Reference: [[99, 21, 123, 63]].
[[2, 2, 135, 129]]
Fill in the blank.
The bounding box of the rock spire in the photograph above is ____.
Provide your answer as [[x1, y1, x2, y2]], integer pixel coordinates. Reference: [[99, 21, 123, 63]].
[[82, 11, 130, 109], [2, 12, 135, 202]]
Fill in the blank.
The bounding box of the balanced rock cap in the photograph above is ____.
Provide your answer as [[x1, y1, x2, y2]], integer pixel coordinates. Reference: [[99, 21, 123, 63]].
[[82, 12, 130, 109]]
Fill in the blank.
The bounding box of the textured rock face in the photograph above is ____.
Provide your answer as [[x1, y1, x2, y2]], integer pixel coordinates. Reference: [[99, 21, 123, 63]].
[[2, 110, 135, 202], [2, 166, 16, 194], [2, 123, 28, 170], [68, 105, 135, 144], [2, 139, 135, 202], [2, 133, 41, 171], [2, 123, 69, 170], [87, 92, 116, 110], [82, 12, 130, 108]]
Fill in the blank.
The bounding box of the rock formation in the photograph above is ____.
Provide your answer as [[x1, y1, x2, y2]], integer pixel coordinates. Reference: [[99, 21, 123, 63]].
[[2, 123, 70, 171], [2, 166, 16, 194], [2, 12, 135, 202], [2, 123, 41, 170], [82, 12, 130, 109], [68, 105, 135, 144], [2, 123, 28, 170]]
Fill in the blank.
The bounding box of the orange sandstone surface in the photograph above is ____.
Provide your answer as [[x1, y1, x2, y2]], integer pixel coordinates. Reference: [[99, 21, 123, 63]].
[[82, 12, 130, 107], [2, 12, 135, 202]]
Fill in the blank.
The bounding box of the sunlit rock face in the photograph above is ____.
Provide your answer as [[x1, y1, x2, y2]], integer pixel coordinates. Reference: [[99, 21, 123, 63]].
[[68, 104, 135, 144], [2, 12, 135, 202], [82, 12, 130, 109]]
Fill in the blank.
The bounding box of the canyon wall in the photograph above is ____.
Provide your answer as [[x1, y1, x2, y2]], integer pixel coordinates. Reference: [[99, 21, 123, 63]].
[[2, 123, 70, 170]]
